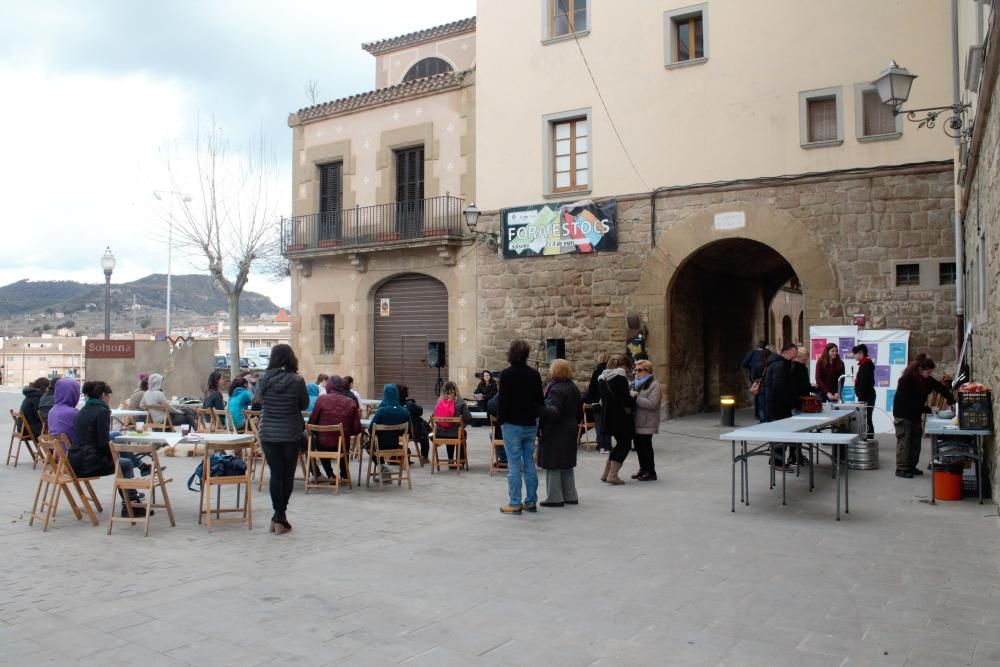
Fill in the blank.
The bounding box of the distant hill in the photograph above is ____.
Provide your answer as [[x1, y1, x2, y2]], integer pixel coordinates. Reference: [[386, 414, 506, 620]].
[[0, 274, 280, 318]]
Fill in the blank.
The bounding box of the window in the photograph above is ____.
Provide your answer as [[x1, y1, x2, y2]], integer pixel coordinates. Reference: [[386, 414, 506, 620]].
[[320, 315, 335, 354], [664, 4, 709, 68], [548, 0, 587, 39], [799, 87, 844, 148], [318, 162, 343, 242], [939, 262, 957, 286], [895, 264, 920, 287], [552, 117, 589, 192], [402, 57, 453, 83], [37, 356, 46, 362], [854, 84, 901, 141]]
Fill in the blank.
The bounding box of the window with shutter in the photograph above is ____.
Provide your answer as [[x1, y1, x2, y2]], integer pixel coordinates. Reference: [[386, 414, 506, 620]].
[[862, 90, 896, 137], [395, 146, 425, 238], [318, 162, 343, 242], [807, 97, 838, 143]]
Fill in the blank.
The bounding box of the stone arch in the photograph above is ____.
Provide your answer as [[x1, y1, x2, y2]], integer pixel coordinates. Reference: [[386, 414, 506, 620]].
[[631, 201, 839, 416]]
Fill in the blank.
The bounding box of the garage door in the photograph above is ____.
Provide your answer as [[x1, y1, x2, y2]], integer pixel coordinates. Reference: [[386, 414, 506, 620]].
[[373, 273, 448, 406]]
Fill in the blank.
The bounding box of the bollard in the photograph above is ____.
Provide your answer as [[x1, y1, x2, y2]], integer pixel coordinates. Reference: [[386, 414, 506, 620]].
[[720, 396, 736, 427]]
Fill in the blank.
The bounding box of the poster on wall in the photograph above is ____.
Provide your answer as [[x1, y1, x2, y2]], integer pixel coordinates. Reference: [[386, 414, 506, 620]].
[[501, 198, 617, 258], [809, 326, 910, 435]]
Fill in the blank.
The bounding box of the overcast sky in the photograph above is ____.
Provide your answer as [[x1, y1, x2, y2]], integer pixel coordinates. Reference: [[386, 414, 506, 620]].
[[0, 0, 476, 308]]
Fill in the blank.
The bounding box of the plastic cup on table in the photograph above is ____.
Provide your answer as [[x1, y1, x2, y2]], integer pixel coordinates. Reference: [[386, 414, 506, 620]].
[[136, 421, 145, 433]]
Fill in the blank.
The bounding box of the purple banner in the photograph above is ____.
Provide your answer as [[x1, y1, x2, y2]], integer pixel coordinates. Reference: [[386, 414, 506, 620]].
[[839, 337, 855, 360], [875, 365, 891, 387]]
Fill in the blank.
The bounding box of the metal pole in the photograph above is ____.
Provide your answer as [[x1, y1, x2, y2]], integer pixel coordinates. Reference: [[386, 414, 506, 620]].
[[166, 213, 173, 337], [104, 271, 112, 339], [951, 0, 965, 356]]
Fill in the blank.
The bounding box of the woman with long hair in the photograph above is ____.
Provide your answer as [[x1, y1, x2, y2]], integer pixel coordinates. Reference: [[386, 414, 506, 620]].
[[432, 380, 472, 463], [202, 371, 225, 429], [599, 354, 635, 485], [472, 369, 498, 411], [815, 343, 845, 402], [255, 344, 309, 534], [892, 354, 954, 478], [538, 359, 582, 507]]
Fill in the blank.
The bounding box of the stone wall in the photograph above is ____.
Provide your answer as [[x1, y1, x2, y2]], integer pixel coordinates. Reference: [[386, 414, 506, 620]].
[[476, 163, 958, 416], [960, 41, 1000, 507]]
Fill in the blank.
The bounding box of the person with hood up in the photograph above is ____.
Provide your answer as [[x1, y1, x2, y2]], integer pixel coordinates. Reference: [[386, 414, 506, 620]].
[[852, 344, 876, 439], [140, 373, 197, 431], [255, 344, 309, 534], [538, 359, 582, 507], [19, 377, 50, 438], [307, 375, 361, 482], [227, 377, 254, 431], [368, 383, 412, 480], [599, 355, 636, 485], [47, 378, 81, 445], [306, 383, 320, 413]]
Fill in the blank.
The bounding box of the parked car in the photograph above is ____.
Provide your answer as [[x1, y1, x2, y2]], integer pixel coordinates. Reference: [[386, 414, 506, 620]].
[[214, 354, 250, 370]]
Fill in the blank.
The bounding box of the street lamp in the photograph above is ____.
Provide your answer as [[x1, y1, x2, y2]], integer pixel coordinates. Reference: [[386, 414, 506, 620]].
[[462, 202, 497, 248], [872, 59, 970, 138], [101, 246, 116, 339], [153, 190, 192, 336]]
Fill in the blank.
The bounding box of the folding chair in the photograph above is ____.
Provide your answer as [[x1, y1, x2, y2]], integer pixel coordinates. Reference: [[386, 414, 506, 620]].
[[7, 409, 40, 467], [144, 404, 175, 432], [108, 441, 175, 537], [305, 423, 352, 494], [488, 416, 508, 477], [367, 423, 411, 490], [577, 403, 596, 445], [115, 403, 137, 430], [39, 414, 49, 437], [195, 407, 218, 433], [242, 410, 270, 492], [430, 416, 467, 475], [214, 408, 235, 433], [29, 435, 99, 531], [199, 440, 254, 532]]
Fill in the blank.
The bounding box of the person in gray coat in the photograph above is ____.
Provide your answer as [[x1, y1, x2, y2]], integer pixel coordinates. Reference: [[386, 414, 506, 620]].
[[538, 359, 583, 507], [631, 358, 661, 481], [255, 344, 309, 534]]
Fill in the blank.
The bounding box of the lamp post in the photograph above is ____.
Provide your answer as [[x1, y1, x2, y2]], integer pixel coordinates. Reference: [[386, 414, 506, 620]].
[[101, 246, 116, 339], [462, 202, 497, 248], [153, 190, 192, 337]]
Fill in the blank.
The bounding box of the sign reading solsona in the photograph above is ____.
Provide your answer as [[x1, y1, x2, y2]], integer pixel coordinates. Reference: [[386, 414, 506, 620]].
[[501, 198, 617, 258]]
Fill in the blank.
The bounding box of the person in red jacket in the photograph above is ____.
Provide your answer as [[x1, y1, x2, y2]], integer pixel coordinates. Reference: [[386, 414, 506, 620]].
[[307, 375, 361, 483], [852, 344, 876, 439]]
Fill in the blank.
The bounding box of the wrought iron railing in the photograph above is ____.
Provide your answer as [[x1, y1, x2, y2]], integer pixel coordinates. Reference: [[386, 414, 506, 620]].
[[281, 195, 465, 254]]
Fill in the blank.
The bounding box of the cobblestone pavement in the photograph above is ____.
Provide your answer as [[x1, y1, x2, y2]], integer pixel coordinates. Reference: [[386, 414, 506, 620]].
[[1, 392, 998, 667]]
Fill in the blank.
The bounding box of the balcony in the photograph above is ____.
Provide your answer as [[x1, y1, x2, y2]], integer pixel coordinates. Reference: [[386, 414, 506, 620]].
[[281, 195, 467, 256]]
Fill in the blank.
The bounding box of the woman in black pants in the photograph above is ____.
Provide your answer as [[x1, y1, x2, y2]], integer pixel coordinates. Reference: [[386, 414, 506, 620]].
[[255, 344, 309, 534], [599, 354, 635, 485]]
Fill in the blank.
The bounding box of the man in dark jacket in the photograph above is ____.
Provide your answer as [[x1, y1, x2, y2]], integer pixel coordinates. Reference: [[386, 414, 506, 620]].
[[742, 342, 777, 422], [308, 375, 361, 481], [38, 378, 58, 420], [497, 340, 544, 515], [852, 344, 876, 440], [764, 343, 800, 468], [19, 377, 50, 438]]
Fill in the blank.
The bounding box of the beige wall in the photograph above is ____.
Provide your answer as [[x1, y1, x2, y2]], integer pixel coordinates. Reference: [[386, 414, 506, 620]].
[[85, 339, 217, 402], [475, 0, 955, 209], [2, 337, 84, 387], [374, 32, 476, 89]]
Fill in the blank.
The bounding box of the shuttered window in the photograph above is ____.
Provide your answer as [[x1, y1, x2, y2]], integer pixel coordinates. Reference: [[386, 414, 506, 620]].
[[552, 118, 588, 192], [318, 162, 343, 241], [402, 57, 453, 82], [862, 90, 896, 137], [807, 97, 838, 143], [395, 146, 424, 237]]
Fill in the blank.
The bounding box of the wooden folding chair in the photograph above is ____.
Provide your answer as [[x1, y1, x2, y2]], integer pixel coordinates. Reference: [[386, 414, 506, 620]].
[[108, 441, 175, 537], [29, 435, 99, 531], [305, 423, 352, 494], [114, 403, 137, 430], [577, 403, 596, 445], [39, 414, 49, 437], [488, 416, 508, 477], [195, 407, 217, 433], [214, 408, 236, 433], [430, 416, 467, 475], [144, 404, 175, 432], [242, 410, 270, 492], [199, 441, 254, 532], [7, 409, 40, 467], [367, 423, 411, 490]]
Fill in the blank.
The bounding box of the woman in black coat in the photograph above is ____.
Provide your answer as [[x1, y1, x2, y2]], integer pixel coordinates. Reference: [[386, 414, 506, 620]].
[[586, 352, 611, 452], [598, 354, 635, 485], [538, 359, 582, 507], [19, 377, 50, 438], [893, 354, 953, 478]]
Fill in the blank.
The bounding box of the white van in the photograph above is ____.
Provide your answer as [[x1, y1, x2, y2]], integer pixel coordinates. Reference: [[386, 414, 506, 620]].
[[245, 347, 272, 368]]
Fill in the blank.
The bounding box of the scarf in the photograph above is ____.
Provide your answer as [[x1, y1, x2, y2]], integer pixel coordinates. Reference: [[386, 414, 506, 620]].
[[599, 367, 627, 383], [634, 374, 652, 390]]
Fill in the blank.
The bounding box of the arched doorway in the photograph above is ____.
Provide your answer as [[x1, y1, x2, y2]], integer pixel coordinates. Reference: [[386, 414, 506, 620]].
[[667, 239, 798, 416], [372, 273, 448, 405]]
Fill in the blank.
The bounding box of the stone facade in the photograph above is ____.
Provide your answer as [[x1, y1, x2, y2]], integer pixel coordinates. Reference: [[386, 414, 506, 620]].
[[476, 163, 957, 417]]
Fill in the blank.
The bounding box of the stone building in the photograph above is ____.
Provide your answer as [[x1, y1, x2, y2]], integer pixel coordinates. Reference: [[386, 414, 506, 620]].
[[957, 0, 999, 504], [1, 336, 85, 387], [283, 18, 478, 404], [473, 0, 960, 416]]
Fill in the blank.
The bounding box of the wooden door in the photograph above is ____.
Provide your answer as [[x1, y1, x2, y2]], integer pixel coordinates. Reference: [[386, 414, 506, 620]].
[[373, 274, 447, 406]]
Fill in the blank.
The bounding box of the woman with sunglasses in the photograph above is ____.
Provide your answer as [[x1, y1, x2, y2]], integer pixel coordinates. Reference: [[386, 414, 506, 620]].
[[631, 360, 661, 481]]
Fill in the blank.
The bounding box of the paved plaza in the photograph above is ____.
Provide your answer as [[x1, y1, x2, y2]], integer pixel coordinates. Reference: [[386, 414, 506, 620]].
[[1, 391, 998, 667]]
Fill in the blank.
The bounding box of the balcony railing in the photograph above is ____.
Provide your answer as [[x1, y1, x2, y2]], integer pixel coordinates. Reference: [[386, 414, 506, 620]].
[[281, 195, 465, 254]]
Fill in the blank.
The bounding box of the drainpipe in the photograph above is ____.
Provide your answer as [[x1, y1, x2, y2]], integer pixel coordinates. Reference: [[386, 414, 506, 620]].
[[951, 0, 965, 356], [649, 186, 669, 247]]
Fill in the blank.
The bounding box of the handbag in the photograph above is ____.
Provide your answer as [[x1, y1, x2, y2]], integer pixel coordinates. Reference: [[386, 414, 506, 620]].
[[750, 379, 762, 396], [187, 453, 248, 491]]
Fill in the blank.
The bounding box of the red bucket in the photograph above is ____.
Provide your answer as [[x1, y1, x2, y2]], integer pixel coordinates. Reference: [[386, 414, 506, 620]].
[[934, 470, 963, 501]]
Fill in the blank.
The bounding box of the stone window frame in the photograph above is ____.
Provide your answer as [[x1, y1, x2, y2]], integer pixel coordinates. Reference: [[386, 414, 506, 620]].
[[890, 258, 956, 291], [541, 0, 590, 45], [853, 82, 902, 143], [311, 302, 344, 365], [664, 3, 709, 70], [798, 86, 844, 149], [319, 314, 336, 354], [542, 107, 593, 199]]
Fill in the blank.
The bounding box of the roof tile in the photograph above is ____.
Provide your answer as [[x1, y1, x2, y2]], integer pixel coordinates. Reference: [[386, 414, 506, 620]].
[[361, 17, 475, 55]]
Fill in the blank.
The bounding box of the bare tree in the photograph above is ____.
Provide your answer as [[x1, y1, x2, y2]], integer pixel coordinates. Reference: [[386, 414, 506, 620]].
[[160, 120, 281, 378], [305, 79, 319, 105]]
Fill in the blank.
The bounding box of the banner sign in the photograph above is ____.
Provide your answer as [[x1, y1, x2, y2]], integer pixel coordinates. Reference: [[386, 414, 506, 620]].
[[86, 340, 136, 359], [501, 198, 617, 258]]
